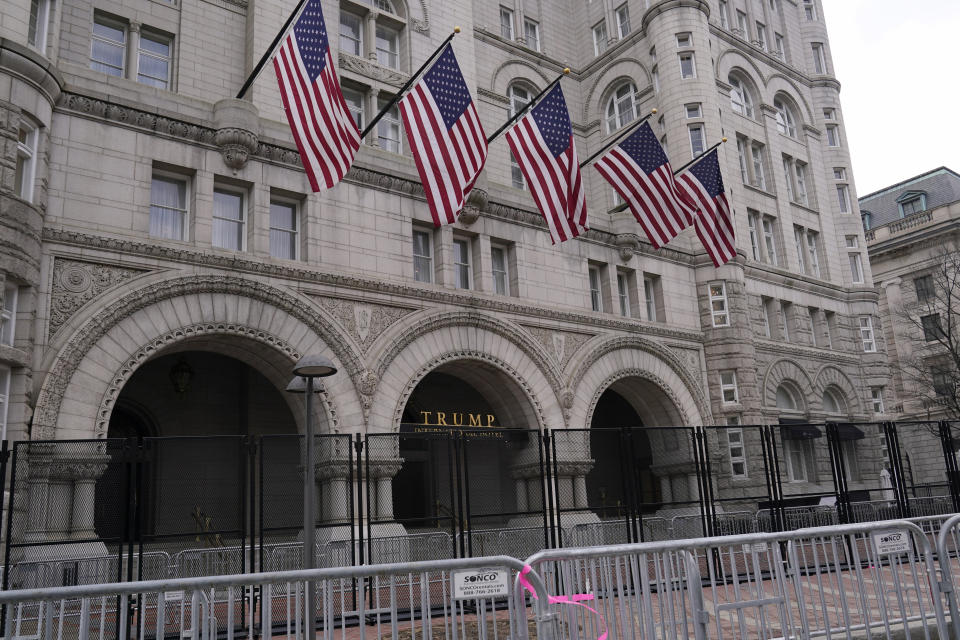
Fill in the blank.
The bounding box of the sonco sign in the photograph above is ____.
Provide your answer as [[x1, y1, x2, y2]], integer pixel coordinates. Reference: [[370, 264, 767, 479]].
[[452, 568, 509, 599]]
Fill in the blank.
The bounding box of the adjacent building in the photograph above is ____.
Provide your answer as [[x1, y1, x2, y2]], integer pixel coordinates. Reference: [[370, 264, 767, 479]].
[[0, 0, 897, 573]]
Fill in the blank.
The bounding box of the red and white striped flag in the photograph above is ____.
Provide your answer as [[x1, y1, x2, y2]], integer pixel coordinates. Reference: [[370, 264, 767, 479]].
[[676, 148, 736, 267], [504, 84, 587, 244], [594, 121, 695, 248], [272, 0, 360, 191], [399, 44, 487, 226]]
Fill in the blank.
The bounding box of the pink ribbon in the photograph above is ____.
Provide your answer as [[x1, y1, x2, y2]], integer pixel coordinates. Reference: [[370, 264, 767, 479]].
[[518, 565, 609, 640]]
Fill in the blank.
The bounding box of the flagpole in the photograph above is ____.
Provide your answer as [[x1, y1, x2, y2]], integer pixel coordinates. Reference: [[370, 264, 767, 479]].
[[606, 137, 727, 216], [578, 109, 657, 168], [236, 0, 309, 100], [672, 137, 727, 176], [359, 28, 460, 140], [486, 68, 570, 144]]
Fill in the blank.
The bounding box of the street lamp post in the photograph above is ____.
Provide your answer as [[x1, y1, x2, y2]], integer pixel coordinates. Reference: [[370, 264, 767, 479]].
[[286, 354, 337, 639]]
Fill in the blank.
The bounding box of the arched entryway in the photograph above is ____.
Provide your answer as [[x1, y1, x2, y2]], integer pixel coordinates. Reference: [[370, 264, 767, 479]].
[[382, 359, 546, 558]]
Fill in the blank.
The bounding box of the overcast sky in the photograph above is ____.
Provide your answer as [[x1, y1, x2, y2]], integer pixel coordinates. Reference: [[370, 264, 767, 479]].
[[820, 0, 960, 197]]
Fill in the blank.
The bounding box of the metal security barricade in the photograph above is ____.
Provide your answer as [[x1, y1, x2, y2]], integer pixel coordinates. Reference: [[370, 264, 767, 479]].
[[522, 519, 947, 640], [936, 513, 960, 640], [0, 555, 559, 640]]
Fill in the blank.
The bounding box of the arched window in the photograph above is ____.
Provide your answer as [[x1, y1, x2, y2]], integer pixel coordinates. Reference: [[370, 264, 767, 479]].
[[339, 0, 406, 70], [728, 74, 754, 119], [507, 83, 532, 117], [822, 389, 846, 415], [776, 385, 799, 411], [774, 97, 797, 138], [605, 82, 640, 133]]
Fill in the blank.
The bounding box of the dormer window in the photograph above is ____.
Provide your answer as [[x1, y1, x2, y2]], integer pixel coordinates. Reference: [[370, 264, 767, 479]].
[[861, 211, 872, 231], [898, 192, 927, 217]]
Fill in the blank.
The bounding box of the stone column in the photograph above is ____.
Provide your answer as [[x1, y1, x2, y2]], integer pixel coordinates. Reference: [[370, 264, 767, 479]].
[[24, 456, 52, 543], [126, 22, 141, 82], [364, 11, 379, 61], [573, 475, 588, 509], [376, 477, 392, 520], [70, 460, 109, 539], [515, 478, 528, 512], [47, 462, 74, 540]]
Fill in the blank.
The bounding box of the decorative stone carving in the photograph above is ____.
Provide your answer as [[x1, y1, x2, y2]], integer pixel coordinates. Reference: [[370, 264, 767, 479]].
[[339, 53, 409, 87], [357, 369, 378, 397], [213, 99, 260, 171], [412, 0, 429, 32], [458, 188, 488, 226], [314, 297, 415, 354], [615, 233, 640, 262], [667, 345, 704, 382], [50, 259, 147, 338], [521, 325, 593, 369]]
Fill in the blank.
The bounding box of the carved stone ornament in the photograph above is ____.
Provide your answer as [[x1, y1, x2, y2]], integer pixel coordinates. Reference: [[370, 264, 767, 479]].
[[214, 127, 259, 170], [615, 233, 640, 262], [50, 258, 147, 338], [457, 188, 489, 226], [338, 53, 409, 88], [357, 369, 378, 396], [522, 325, 593, 369], [313, 296, 415, 354], [212, 99, 260, 171], [666, 345, 704, 382]]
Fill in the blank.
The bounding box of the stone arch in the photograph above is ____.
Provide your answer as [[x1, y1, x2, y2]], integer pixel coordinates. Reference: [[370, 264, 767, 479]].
[[715, 50, 766, 86], [367, 310, 564, 431], [490, 60, 551, 95], [766, 75, 816, 123], [813, 366, 862, 415], [582, 58, 651, 122], [763, 358, 814, 410], [33, 275, 363, 439], [567, 336, 710, 428], [93, 323, 341, 439]]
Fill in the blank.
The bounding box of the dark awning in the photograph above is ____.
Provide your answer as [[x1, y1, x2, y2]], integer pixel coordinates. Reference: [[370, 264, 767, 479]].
[[781, 424, 823, 440], [836, 424, 865, 441]]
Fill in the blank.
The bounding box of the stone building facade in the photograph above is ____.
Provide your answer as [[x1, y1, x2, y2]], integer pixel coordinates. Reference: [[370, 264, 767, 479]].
[[0, 0, 890, 552]]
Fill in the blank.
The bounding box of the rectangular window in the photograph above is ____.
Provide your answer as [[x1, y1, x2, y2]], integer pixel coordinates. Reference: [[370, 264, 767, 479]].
[[212, 188, 245, 251], [709, 282, 729, 327], [826, 124, 840, 147], [824, 108, 836, 120], [761, 297, 773, 338], [782, 156, 794, 202], [812, 43, 826, 74], [376, 24, 400, 68], [859, 316, 876, 352], [685, 103, 702, 119], [808, 308, 819, 346], [676, 32, 692, 48], [720, 371, 738, 404], [747, 212, 761, 260], [804, 0, 816, 20], [762, 217, 778, 265], [774, 33, 784, 56], [756, 22, 767, 50], [845, 235, 859, 249], [833, 167, 847, 180], [616, 4, 631, 38], [589, 266, 603, 312], [412, 229, 432, 283], [751, 144, 766, 189], [736, 10, 748, 35], [737, 138, 749, 184], [933, 367, 952, 397], [500, 7, 514, 40], [342, 88, 364, 129], [915, 275, 934, 302], [339, 11, 363, 56], [781, 301, 793, 342], [824, 311, 835, 348], [728, 427, 747, 477], [643, 275, 658, 321], [269, 199, 298, 260], [849, 253, 864, 283], [593, 22, 608, 56], [794, 226, 806, 273], [837, 184, 850, 213], [922, 314, 943, 342], [15, 124, 38, 203], [491, 245, 509, 295], [794, 162, 808, 205], [784, 438, 809, 482], [617, 273, 630, 317], [510, 151, 526, 190], [679, 52, 696, 78], [842, 442, 860, 482], [91, 15, 125, 77], [28, 0, 50, 50], [806, 232, 821, 277], [718, 0, 730, 28], [1, 284, 17, 346], [149, 174, 188, 240], [689, 125, 705, 157], [524, 19, 540, 51], [377, 99, 402, 153], [137, 32, 171, 89], [0, 366, 9, 440], [871, 387, 885, 413], [453, 239, 471, 289]]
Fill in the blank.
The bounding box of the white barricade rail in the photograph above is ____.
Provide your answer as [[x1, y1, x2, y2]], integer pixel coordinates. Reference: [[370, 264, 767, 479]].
[[521, 519, 947, 640], [935, 513, 960, 640], [0, 555, 558, 640]]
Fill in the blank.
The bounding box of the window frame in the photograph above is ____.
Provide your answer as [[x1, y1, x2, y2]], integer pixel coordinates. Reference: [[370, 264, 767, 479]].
[[643, 276, 658, 321], [762, 217, 778, 266], [689, 124, 706, 158], [679, 52, 696, 79], [849, 252, 864, 284], [794, 226, 806, 273], [339, 9, 364, 56], [605, 82, 639, 133], [592, 21, 608, 56], [412, 228, 433, 283], [615, 4, 631, 38], [342, 87, 365, 130], [727, 424, 747, 477], [750, 143, 766, 189], [720, 370, 739, 404], [491, 244, 509, 295], [709, 282, 730, 327], [921, 313, 943, 342], [781, 301, 793, 342], [499, 6, 515, 40], [836, 184, 850, 213], [28, 0, 51, 51], [747, 211, 761, 260], [729, 75, 754, 119], [453, 238, 472, 290], [149, 172, 189, 241], [915, 275, 935, 303], [377, 97, 402, 154], [268, 197, 300, 261], [90, 13, 126, 77], [137, 30, 172, 89], [685, 103, 702, 119], [1, 283, 18, 347], [859, 316, 876, 352], [774, 99, 797, 138], [211, 186, 247, 251], [806, 231, 821, 277], [589, 265, 603, 312], [523, 18, 540, 51], [15, 122, 38, 203], [0, 365, 9, 441], [826, 124, 840, 147], [871, 387, 885, 414], [812, 42, 826, 74], [375, 23, 400, 69]]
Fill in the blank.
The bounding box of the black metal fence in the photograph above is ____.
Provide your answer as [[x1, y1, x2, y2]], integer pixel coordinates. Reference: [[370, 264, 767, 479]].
[[2, 421, 959, 591]]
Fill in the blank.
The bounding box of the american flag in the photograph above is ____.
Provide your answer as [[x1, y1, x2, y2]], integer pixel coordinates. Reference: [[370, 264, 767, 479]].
[[272, 0, 360, 191], [399, 44, 487, 226], [594, 121, 696, 248], [676, 148, 736, 267], [505, 84, 587, 244]]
